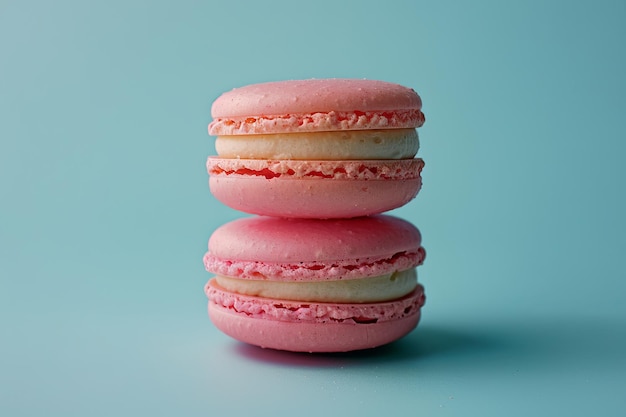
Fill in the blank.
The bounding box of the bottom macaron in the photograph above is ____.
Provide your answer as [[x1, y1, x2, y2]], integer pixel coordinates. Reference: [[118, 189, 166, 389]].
[[205, 278, 426, 353]]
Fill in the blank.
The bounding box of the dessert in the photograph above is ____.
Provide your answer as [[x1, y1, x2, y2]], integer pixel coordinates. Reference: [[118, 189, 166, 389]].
[[203, 78, 429, 352], [207, 79, 425, 219], [203, 215, 426, 352]]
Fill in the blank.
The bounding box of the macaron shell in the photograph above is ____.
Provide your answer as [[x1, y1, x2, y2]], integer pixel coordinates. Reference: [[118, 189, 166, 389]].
[[207, 158, 424, 219], [211, 79, 422, 117], [204, 214, 426, 281], [209, 176, 421, 219], [209, 304, 421, 353], [209, 79, 424, 135], [207, 214, 422, 262], [206, 279, 425, 352]]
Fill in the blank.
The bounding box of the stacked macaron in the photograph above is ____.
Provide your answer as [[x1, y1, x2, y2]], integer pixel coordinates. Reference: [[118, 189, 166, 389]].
[[203, 79, 427, 352]]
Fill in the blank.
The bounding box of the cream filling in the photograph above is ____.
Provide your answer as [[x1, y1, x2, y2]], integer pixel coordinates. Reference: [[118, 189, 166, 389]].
[[214, 269, 417, 303], [215, 129, 419, 160]]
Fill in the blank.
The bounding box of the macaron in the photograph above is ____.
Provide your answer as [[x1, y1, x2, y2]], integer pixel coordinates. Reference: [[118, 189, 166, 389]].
[[203, 214, 426, 352], [207, 79, 426, 219]]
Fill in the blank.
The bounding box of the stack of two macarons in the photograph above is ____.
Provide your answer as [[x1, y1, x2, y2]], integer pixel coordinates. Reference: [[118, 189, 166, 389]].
[[204, 79, 427, 352]]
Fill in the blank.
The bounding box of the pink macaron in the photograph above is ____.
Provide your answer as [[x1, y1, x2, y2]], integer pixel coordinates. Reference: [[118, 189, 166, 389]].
[[207, 79, 426, 219], [203, 214, 426, 352]]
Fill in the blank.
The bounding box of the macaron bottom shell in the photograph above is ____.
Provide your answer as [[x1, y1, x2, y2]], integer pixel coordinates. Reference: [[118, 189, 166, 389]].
[[207, 157, 424, 218], [206, 278, 425, 352], [209, 176, 422, 219]]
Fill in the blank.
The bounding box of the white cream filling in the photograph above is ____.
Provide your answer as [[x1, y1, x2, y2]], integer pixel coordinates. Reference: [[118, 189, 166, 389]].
[[215, 129, 419, 160], [214, 269, 417, 303]]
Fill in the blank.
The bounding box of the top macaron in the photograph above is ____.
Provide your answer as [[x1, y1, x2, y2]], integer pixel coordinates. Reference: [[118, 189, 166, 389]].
[[206, 78, 426, 218], [208, 79, 425, 135]]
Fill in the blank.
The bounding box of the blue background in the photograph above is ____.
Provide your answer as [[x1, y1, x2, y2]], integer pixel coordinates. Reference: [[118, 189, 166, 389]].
[[1, 0, 625, 415]]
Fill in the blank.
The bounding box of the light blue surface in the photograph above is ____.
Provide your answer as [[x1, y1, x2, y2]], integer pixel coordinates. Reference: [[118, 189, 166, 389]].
[[1, 0, 625, 415]]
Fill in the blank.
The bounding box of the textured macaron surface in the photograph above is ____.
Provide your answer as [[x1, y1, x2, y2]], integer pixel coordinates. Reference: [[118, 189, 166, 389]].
[[209, 79, 425, 135], [206, 157, 424, 180], [206, 279, 425, 324], [207, 291, 424, 352], [203, 215, 426, 281]]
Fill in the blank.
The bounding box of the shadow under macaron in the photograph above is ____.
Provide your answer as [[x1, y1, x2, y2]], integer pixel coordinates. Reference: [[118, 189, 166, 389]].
[[231, 323, 507, 368]]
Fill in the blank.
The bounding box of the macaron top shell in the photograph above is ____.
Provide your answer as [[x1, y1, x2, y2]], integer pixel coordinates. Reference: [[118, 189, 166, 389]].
[[204, 215, 426, 281], [209, 79, 425, 135]]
